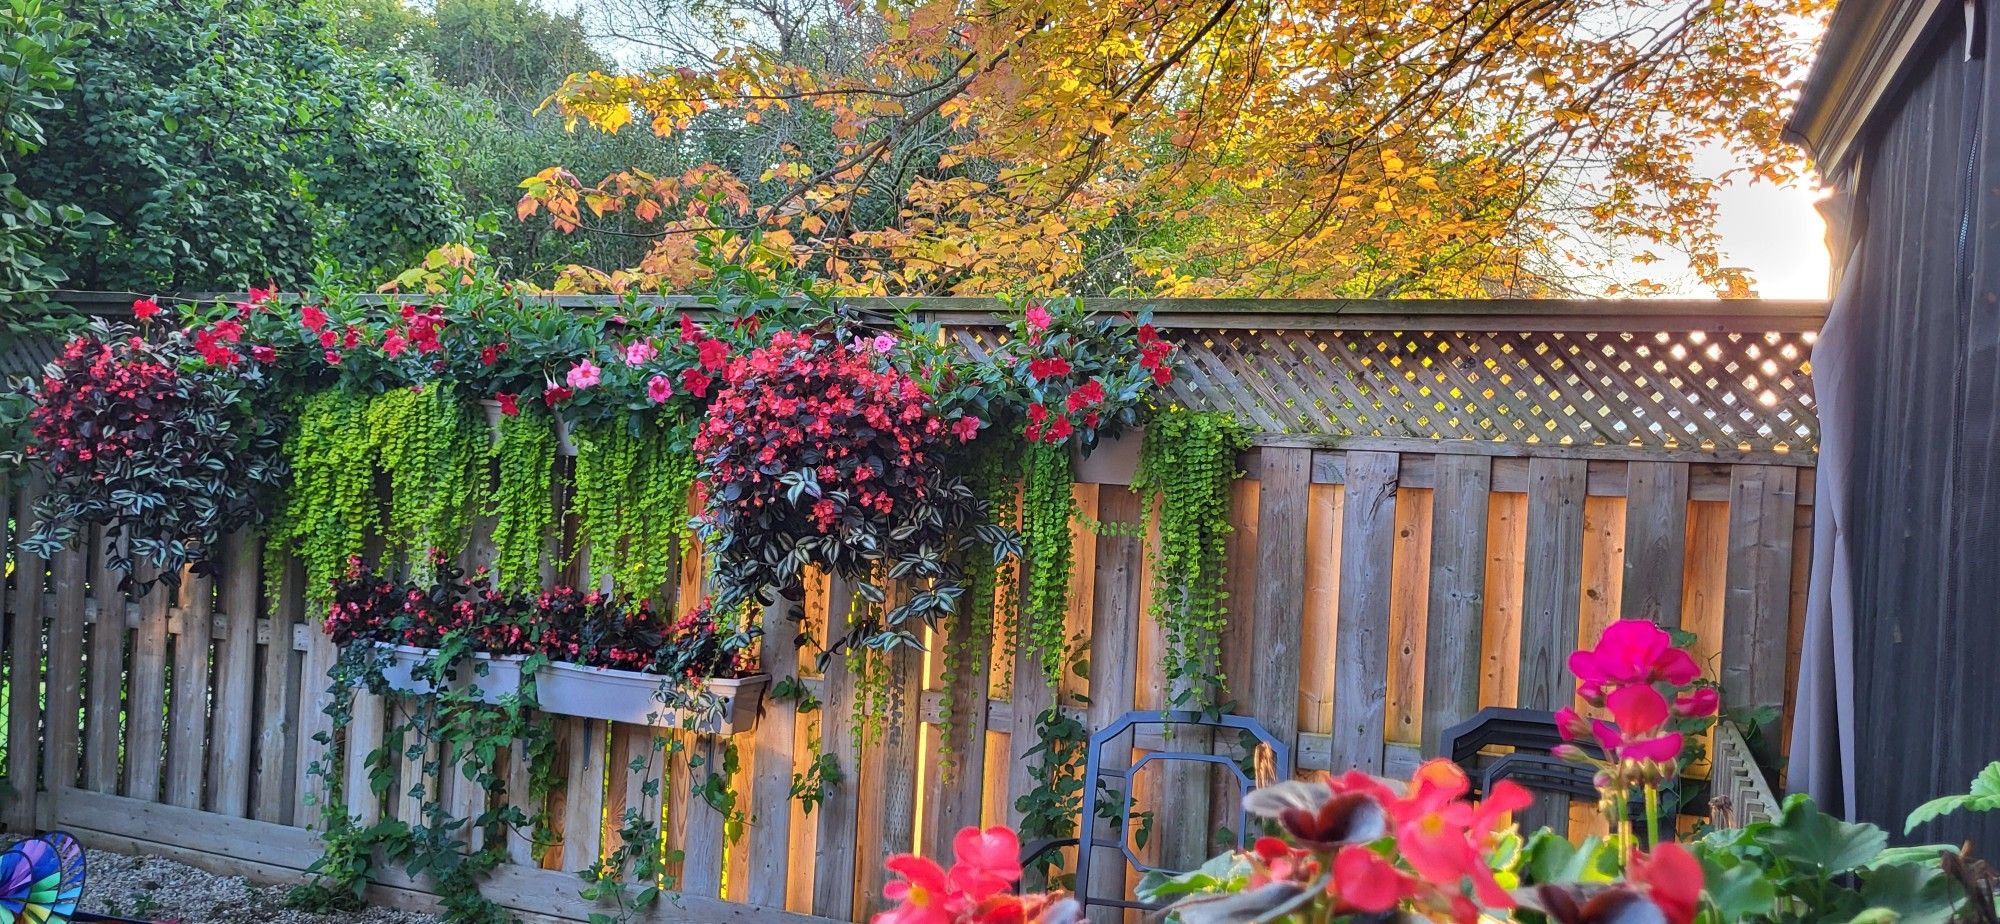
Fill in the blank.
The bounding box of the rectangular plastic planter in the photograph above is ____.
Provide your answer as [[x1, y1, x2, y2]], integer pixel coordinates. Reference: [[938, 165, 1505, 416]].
[[374, 643, 525, 704], [533, 663, 769, 734]]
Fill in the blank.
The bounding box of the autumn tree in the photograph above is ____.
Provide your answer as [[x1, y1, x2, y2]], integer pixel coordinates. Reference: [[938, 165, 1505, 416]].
[[524, 0, 1829, 297]]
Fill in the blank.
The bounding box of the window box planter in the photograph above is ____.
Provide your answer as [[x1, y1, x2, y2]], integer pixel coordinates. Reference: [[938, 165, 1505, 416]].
[[374, 642, 525, 704], [533, 663, 769, 734], [478, 399, 577, 456]]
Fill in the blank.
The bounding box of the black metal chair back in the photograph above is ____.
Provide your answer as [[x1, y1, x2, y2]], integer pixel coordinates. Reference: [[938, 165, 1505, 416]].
[[1060, 710, 1292, 915], [1435, 706, 1681, 838]]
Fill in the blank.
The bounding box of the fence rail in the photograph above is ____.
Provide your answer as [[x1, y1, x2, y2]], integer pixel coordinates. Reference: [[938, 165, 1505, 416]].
[[0, 301, 1821, 922]]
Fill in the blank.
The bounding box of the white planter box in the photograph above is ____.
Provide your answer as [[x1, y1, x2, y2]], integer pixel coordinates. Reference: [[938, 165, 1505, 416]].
[[374, 643, 525, 704], [533, 663, 768, 734]]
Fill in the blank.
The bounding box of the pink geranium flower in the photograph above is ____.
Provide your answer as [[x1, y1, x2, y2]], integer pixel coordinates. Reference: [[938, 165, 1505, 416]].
[[1567, 619, 1700, 692], [1025, 304, 1052, 330]]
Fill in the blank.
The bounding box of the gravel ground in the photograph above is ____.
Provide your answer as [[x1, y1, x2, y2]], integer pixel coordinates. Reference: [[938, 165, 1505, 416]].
[[6, 839, 441, 924]]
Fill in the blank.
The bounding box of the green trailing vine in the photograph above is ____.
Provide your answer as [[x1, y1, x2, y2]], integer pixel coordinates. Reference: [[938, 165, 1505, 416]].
[[271, 387, 375, 604], [1132, 410, 1249, 712], [1014, 641, 1089, 889], [368, 386, 483, 578], [571, 423, 696, 594], [937, 437, 1022, 776], [1021, 441, 1075, 689], [488, 410, 557, 593]]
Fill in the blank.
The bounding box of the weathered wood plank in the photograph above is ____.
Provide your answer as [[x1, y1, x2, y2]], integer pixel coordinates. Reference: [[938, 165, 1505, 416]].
[[1387, 488, 1433, 745], [253, 559, 305, 824], [45, 545, 89, 794], [6, 478, 46, 829], [1723, 466, 1798, 713], [1331, 451, 1399, 774], [125, 561, 170, 803], [165, 573, 215, 809], [558, 718, 606, 872], [1422, 455, 1491, 755], [1579, 496, 1628, 646], [209, 530, 260, 816], [681, 732, 729, 899], [1080, 486, 1143, 907], [1251, 448, 1312, 750], [84, 527, 126, 792], [855, 644, 924, 919], [1300, 483, 1343, 737], [1622, 461, 1690, 625], [295, 615, 341, 830], [341, 685, 387, 826], [810, 579, 861, 920], [1517, 458, 1587, 710], [745, 601, 802, 909]]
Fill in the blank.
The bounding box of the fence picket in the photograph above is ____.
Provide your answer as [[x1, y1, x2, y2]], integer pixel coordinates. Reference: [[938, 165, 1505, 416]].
[[5, 479, 43, 830], [165, 574, 214, 809], [125, 562, 169, 803], [85, 527, 127, 793], [1331, 451, 1398, 775], [746, 602, 801, 908], [1724, 466, 1799, 713], [1422, 455, 1491, 755], [810, 577, 861, 921], [253, 560, 305, 824], [209, 530, 259, 816], [1517, 458, 1587, 710], [1081, 486, 1143, 905], [47, 545, 89, 795], [1623, 461, 1690, 624]]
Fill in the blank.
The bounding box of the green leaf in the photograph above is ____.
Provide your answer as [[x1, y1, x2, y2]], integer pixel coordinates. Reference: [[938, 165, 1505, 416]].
[[1764, 794, 1888, 874], [1699, 854, 1778, 922]]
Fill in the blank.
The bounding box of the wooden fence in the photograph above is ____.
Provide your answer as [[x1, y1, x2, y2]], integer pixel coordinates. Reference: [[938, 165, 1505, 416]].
[[0, 298, 1822, 923]]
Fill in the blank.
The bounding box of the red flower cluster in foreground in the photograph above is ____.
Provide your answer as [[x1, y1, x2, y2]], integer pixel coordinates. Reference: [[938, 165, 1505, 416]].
[[875, 826, 1079, 924]]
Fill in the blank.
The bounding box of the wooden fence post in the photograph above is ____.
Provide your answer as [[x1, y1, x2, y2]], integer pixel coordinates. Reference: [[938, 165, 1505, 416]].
[[1422, 454, 1491, 756], [1332, 451, 1398, 775]]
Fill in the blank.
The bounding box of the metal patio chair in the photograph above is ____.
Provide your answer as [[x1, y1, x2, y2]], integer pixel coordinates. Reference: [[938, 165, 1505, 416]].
[[1019, 710, 1292, 915], [1436, 706, 1682, 840]]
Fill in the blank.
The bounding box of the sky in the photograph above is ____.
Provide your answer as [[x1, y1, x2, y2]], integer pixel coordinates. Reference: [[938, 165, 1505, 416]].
[[1701, 156, 1831, 299]]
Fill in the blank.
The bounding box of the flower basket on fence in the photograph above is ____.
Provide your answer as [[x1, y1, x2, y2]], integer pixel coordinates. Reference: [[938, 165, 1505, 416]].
[[373, 643, 525, 704], [533, 663, 768, 734], [1070, 426, 1144, 485]]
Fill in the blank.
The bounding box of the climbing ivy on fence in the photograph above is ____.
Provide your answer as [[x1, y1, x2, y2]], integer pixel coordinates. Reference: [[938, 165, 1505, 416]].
[[1133, 410, 1248, 712]]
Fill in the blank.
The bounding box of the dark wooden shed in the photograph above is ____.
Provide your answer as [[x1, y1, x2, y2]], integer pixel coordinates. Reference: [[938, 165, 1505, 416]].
[[1787, 0, 2000, 846]]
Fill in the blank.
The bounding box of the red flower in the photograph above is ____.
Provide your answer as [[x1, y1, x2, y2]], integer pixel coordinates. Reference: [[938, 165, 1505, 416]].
[[301, 305, 328, 331], [318, 329, 337, 348], [1026, 357, 1072, 381], [1152, 365, 1172, 386], [132, 298, 161, 320], [951, 416, 981, 442], [496, 393, 519, 416], [248, 285, 276, 305], [878, 854, 953, 924], [1024, 304, 1052, 330], [341, 327, 360, 349], [543, 385, 573, 406], [1064, 378, 1105, 412], [947, 826, 1021, 898], [480, 343, 505, 366], [323, 349, 342, 365], [1333, 845, 1412, 913], [698, 337, 730, 371], [1026, 403, 1049, 424], [1045, 415, 1073, 442], [678, 313, 702, 343], [1674, 686, 1719, 718], [382, 331, 409, 358], [680, 368, 713, 398], [1626, 842, 1702, 924], [250, 345, 277, 364]]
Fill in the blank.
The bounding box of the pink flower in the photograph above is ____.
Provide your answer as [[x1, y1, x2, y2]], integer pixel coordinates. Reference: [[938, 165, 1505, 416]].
[[1627, 842, 1704, 924], [301, 305, 328, 331], [1024, 305, 1052, 330], [1605, 684, 1670, 737], [625, 340, 659, 365], [382, 331, 408, 358], [947, 826, 1020, 898], [647, 374, 674, 404], [698, 338, 730, 371], [1567, 619, 1700, 693], [566, 359, 601, 389], [873, 333, 898, 353], [132, 298, 161, 320], [323, 349, 342, 365], [250, 345, 277, 363], [1674, 686, 1719, 718], [878, 854, 952, 924], [247, 285, 276, 306], [1334, 845, 1411, 913], [951, 416, 981, 442]]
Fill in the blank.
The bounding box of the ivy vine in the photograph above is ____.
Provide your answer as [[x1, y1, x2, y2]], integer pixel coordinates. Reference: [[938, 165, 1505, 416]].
[[571, 423, 695, 594], [368, 386, 483, 579], [270, 387, 375, 604], [1132, 410, 1248, 712], [488, 410, 556, 594], [1021, 441, 1075, 689], [937, 436, 1022, 776]]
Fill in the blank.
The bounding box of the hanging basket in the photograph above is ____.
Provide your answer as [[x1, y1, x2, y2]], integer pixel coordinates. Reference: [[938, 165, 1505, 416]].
[[373, 643, 525, 704], [478, 399, 577, 456], [533, 663, 768, 734], [1071, 427, 1145, 485]]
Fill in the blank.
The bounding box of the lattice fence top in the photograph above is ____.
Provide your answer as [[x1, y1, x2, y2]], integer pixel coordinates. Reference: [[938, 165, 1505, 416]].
[[951, 325, 1819, 461]]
